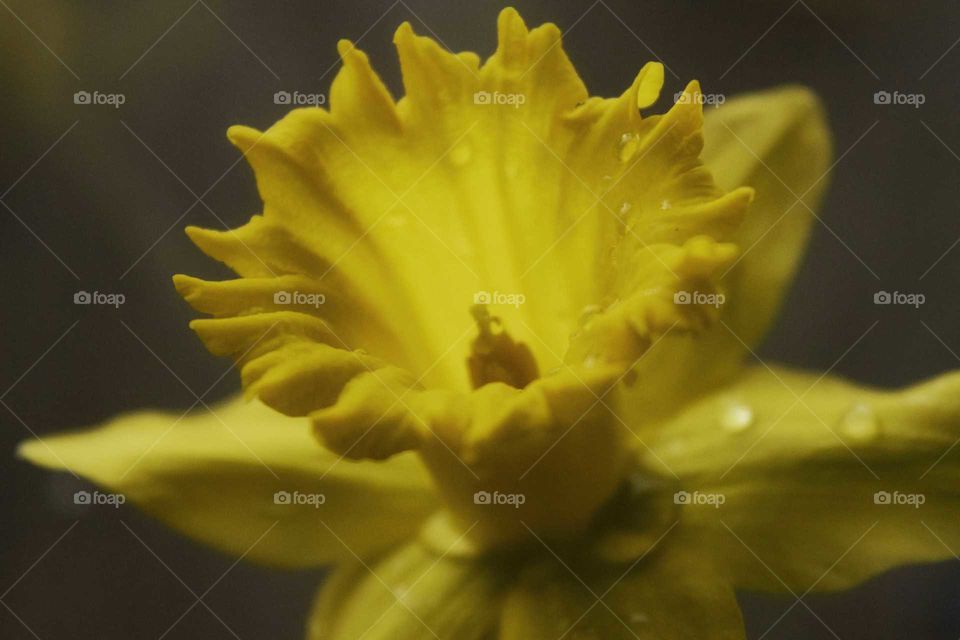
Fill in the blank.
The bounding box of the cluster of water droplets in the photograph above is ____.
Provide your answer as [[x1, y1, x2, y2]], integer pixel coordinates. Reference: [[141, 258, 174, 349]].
[[713, 396, 881, 443]]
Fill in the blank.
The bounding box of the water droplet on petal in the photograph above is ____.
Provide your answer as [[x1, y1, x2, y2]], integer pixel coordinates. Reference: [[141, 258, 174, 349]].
[[660, 199, 671, 211], [619, 201, 632, 215], [617, 132, 639, 162], [719, 401, 754, 433], [840, 403, 880, 441]]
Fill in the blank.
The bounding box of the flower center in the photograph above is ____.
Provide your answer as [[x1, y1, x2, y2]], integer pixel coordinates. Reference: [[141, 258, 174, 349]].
[[466, 304, 540, 390], [408, 305, 638, 550]]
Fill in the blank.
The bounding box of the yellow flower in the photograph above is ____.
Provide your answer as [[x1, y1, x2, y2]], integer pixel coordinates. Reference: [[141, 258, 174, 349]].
[[18, 7, 960, 639]]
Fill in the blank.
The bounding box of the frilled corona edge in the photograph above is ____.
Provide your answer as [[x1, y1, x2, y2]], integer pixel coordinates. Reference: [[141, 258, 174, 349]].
[[172, 8, 752, 480]]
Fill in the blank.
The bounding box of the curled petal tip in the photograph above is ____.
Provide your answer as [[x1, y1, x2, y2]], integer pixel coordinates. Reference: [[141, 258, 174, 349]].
[[634, 61, 665, 109]]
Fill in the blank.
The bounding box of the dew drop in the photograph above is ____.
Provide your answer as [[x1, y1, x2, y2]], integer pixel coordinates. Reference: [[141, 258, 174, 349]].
[[840, 403, 880, 441], [619, 201, 632, 215], [659, 199, 672, 211], [719, 401, 754, 433], [617, 132, 639, 162]]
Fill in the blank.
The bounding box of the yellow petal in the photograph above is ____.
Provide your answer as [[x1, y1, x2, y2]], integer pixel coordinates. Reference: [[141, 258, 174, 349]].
[[306, 539, 513, 640], [703, 85, 833, 348], [17, 397, 438, 568], [415, 365, 635, 545], [175, 7, 753, 543], [178, 8, 751, 395], [501, 538, 745, 639], [633, 61, 664, 110], [616, 86, 832, 433], [648, 366, 960, 592]]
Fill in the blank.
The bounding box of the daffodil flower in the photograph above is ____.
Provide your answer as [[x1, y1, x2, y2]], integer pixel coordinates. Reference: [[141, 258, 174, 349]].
[[19, 8, 960, 639]]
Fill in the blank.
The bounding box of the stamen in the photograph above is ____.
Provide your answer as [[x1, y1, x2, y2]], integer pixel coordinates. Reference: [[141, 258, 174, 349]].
[[466, 304, 539, 389]]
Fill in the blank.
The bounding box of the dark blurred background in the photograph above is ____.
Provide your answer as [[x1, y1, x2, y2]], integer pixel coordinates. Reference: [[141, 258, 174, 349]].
[[2, 0, 959, 637]]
